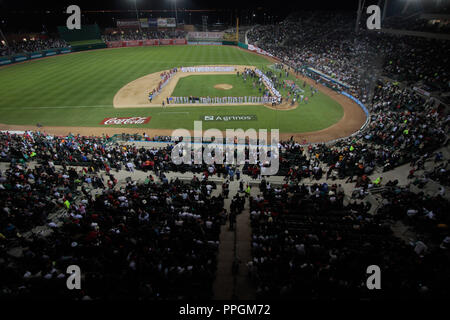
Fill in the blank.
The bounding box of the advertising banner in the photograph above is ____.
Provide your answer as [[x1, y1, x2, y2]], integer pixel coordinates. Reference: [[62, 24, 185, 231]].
[[188, 32, 224, 40], [0, 58, 12, 65], [106, 39, 184, 48], [160, 39, 173, 45], [143, 39, 159, 46], [13, 55, 28, 62], [201, 115, 257, 122], [247, 44, 274, 58], [106, 41, 122, 48], [139, 18, 149, 28], [149, 18, 158, 27], [188, 41, 219, 45], [30, 52, 43, 59], [166, 18, 176, 28], [100, 117, 151, 125], [157, 18, 167, 27], [117, 20, 140, 28], [174, 39, 187, 45], [123, 40, 143, 47], [44, 50, 57, 56]]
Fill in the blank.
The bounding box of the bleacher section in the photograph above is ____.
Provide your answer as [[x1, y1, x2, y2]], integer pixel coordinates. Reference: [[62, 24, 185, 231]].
[[57, 24, 107, 51]]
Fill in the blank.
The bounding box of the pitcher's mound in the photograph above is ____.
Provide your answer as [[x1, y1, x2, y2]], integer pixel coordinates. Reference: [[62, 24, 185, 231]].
[[214, 84, 233, 90]]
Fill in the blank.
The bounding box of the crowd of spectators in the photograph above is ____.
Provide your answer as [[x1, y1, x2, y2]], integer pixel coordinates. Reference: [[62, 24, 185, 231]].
[[1, 28, 187, 57], [274, 79, 448, 186], [102, 30, 186, 42], [0, 38, 68, 57], [247, 180, 450, 299], [1, 10, 449, 300], [0, 132, 227, 299], [0, 123, 448, 299], [248, 12, 450, 93], [0, 164, 223, 299], [383, 17, 450, 34]]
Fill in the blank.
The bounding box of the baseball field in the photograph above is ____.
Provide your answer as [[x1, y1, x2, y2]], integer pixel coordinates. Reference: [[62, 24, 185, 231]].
[[0, 45, 366, 141]]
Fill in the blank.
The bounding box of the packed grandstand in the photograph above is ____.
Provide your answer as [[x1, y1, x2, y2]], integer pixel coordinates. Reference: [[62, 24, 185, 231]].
[[0, 7, 449, 301]]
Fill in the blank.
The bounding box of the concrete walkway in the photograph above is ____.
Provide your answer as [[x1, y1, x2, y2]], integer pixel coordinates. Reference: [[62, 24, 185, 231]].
[[2, 142, 448, 299], [212, 178, 256, 300]]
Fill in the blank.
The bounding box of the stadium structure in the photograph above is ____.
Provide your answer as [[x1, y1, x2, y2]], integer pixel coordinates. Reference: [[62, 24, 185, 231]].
[[0, 0, 449, 308]]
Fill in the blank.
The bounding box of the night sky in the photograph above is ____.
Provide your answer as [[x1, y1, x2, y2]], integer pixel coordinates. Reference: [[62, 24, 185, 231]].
[[0, 0, 449, 33], [0, 0, 362, 11]]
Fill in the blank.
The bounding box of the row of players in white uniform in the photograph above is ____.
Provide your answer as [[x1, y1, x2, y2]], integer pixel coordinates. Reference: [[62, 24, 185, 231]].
[[173, 67, 282, 104], [254, 68, 281, 100], [180, 66, 236, 73], [169, 96, 278, 104]]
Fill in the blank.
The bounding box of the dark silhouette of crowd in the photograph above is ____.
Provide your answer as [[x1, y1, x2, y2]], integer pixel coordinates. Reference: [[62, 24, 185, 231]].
[[102, 30, 186, 42], [1, 38, 68, 57], [248, 12, 450, 95], [0, 155, 223, 299], [247, 180, 450, 299], [1, 10, 449, 300]]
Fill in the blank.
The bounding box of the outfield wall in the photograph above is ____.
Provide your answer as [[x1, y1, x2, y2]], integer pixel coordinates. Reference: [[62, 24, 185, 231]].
[[0, 39, 187, 67], [340, 91, 370, 132], [106, 39, 187, 48], [0, 47, 73, 66]]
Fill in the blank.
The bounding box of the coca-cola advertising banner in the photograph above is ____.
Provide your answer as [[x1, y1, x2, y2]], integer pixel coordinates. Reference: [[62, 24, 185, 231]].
[[100, 117, 151, 125]]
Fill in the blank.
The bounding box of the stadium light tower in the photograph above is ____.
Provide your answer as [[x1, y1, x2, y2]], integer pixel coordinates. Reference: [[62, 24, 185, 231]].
[[171, 0, 179, 25], [131, 0, 142, 33], [355, 0, 366, 33], [382, 0, 388, 21]]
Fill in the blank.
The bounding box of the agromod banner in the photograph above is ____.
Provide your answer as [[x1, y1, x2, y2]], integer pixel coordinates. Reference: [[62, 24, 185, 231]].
[[100, 117, 151, 125]]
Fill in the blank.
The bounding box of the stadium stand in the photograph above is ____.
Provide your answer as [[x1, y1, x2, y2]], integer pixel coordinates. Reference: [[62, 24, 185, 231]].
[[1, 9, 449, 301]]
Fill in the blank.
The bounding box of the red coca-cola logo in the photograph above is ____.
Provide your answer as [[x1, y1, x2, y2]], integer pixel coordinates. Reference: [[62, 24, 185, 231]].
[[100, 117, 151, 125]]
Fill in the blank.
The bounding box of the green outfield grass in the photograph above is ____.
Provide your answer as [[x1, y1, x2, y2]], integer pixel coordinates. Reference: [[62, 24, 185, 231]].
[[172, 74, 263, 97], [0, 45, 344, 132]]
